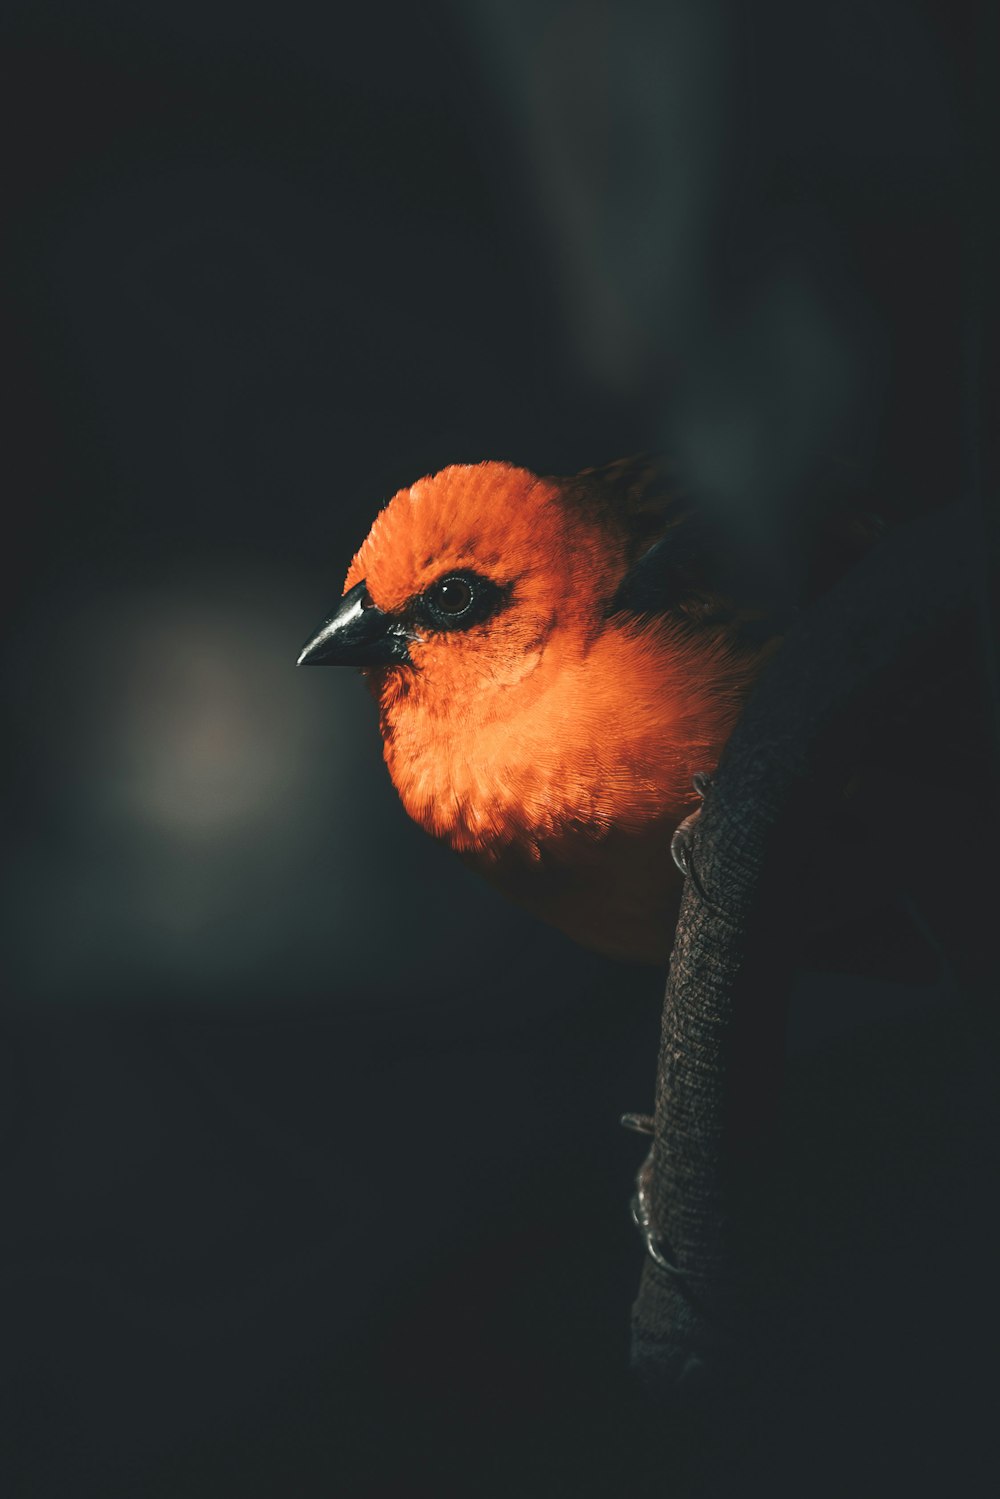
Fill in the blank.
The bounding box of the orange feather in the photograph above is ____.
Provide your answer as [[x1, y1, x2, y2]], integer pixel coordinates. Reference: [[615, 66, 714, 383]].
[[333, 459, 773, 963]]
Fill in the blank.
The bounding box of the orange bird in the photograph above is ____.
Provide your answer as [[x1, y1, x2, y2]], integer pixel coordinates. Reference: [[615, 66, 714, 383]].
[[298, 457, 846, 963]]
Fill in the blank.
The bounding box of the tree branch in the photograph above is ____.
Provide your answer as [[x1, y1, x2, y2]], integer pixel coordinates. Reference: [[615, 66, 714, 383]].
[[630, 503, 974, 1387]]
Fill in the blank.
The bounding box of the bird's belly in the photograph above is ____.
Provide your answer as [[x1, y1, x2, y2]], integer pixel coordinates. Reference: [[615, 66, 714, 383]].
[[463, 820, 683, 966]]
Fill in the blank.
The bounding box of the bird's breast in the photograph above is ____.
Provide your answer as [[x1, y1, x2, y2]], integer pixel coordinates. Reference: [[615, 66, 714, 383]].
[[377, 616, 762, 962]]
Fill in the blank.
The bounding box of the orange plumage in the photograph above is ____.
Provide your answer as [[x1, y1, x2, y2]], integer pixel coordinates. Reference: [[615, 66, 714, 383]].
[[300, 457, 781, 963]]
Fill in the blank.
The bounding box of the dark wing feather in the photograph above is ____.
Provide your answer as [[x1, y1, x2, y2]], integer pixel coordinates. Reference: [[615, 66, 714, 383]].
[[561, 454, 793, 643], [566, 453, 690, 569], [562, 453, 883, 645]]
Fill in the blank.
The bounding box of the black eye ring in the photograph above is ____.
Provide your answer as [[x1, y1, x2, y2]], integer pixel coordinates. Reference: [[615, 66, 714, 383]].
[[415, 571, 509, 632], [430, 575, 474, 617]]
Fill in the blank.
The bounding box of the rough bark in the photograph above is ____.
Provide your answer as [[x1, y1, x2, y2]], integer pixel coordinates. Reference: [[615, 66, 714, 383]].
[[630, 502, 974, 1387]]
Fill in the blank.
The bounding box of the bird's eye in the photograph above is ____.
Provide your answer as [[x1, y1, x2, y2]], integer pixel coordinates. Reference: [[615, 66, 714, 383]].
[[416, 571, 507, 632], [431, 576, 474, 616]]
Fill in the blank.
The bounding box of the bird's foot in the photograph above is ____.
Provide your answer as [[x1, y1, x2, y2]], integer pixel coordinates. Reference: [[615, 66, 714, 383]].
[[628, 1142, 690, 1281], [622, 1115, 671, 1267], [670, 771, 713, 877]]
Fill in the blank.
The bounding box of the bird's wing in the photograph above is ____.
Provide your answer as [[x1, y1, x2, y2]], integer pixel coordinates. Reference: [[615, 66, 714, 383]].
[[567, 453, 689, 570], [562, 454, 789, 642], [563, 453, 883, 644]]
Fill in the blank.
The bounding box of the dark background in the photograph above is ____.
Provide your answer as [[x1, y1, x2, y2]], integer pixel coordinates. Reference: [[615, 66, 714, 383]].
[[2, 2, 996, 1495]]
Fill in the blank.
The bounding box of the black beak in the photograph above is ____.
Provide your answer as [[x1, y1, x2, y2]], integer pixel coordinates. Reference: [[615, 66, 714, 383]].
[[296, 580, 412, 667]]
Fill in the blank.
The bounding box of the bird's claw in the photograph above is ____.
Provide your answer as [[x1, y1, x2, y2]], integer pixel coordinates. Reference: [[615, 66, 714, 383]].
[[671, 772, 713, 877], [629, 1146, 685, 1278], [670, 814, 698, 877], [622, 1117, 673, 1268]]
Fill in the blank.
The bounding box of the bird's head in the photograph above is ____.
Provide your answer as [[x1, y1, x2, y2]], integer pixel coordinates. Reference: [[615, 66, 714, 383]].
[[298, 462, 630, 712]]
